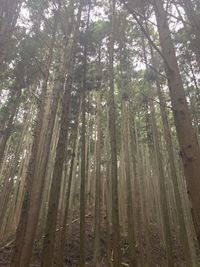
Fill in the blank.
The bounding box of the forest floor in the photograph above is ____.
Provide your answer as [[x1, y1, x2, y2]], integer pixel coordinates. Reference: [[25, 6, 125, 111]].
[[0, 209, 199, 267]]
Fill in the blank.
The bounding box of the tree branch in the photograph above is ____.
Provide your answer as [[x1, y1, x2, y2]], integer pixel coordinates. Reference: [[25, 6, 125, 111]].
[[140, 91, 173, 110], [119, 0, 173, 72]]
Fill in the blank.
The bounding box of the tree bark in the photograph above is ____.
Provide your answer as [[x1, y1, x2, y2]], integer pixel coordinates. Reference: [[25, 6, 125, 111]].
[[40, 4, 82, 266], [122, 100, 138, 267], [108, 0, 122, 265], [79, 5, 90, 264], [93, 91, 102, 267], [10, 9, 58, 266], [153, 0, 200, 243]]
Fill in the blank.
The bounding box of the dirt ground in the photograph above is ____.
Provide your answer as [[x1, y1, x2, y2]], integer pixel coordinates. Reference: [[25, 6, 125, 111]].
[[0, 209, 199, 267]]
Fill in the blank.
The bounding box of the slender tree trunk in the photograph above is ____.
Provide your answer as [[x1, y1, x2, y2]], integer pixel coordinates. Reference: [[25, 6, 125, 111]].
[[153, 0, 200, 243], [80, 84, 86, 267], [40, 4, 82, 266], [108, 0, 122, 265], [93, 91, 102, 267], [57, 132, 78, 267], [150, 50, 193, 265], [0, 108, 30, 229], [40, 62, 71, 267], [79, 4, 91, 266], [150, 92, 174, 267], [17, 27, 77, 266], [122, 100, 138, 267], [10, 10, 58, 266], [10, 81, 48, 267]]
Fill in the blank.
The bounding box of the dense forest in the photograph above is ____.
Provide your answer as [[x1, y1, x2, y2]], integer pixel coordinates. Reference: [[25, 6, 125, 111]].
[[0, 0, 200, 266]]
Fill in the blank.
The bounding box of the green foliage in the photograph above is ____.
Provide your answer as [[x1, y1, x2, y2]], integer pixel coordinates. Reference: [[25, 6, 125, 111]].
[[89, 20, 109, 43]]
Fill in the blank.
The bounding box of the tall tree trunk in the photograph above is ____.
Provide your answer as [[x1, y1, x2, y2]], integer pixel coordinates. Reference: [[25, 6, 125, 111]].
[[40, 4, 82, 266], [150, 92, 174, 267], [141, 23, 174, 265], [56, 121, 79, 267], [80, 80, 86, 267], [10, 82, 48, 267], [153, 0, 200, 243], [93, 91, 102, 267], [79, 4, 91, 264], [122, 100, 138, 267], [108, 0, 122, 265], [0, 108, 31, 230], [150, 48, 193, 265], [10, 11, 58, 266], [15, 17, 77, 265]]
